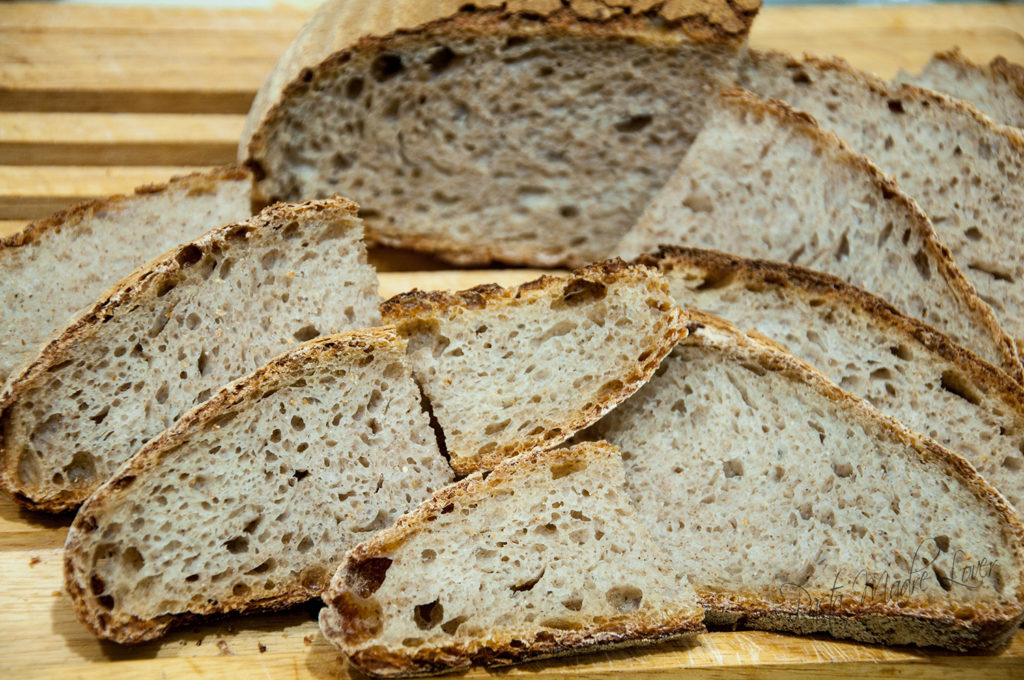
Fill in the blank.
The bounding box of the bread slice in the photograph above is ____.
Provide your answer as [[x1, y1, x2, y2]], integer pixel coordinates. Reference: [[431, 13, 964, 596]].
[[0, 166, 252, 385], [319, 441, 704, 677], [740, 50, 1024, 365], [616, 87, 1021, 381], [240, 0, 760, 267], [640, 246, 1024, 511], [64, 328, 454, 643], [1, 197, 380, 512], [585, 312, 1024, 651], [380, 260, 687, 475], [896, 48, 1024, 129]]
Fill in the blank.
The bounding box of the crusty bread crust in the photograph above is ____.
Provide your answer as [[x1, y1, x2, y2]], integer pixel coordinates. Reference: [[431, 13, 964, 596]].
[[63, 328, 404, 643]]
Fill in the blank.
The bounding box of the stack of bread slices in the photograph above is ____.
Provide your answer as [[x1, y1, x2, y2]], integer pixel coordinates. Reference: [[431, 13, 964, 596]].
[[4, 0, 1024, 676]]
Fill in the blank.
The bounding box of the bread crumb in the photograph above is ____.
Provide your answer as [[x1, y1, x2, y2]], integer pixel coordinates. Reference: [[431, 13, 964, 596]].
[[28, 556, 41, 567], [258, 642, 267, 653], [303, 635, 315, 646], [217, 640, 233, 655]]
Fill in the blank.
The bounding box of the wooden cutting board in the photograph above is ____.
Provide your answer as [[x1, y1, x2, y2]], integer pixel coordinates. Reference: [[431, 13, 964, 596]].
[[1, 2, 1023, 678]]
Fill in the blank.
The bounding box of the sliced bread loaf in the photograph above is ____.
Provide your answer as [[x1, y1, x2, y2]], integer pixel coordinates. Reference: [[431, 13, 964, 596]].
[[0, 166, 252, 385], [64, 328, 454, 643], [1, 197, 380, 512], [241, 0, 760, 266], [896, 49, 1024, 129], [640, 246, 1024, 510], [585, 312, 1024, 651], [740, 50, 1024, 363], [319, 441, 704, 677], [380, 260, 687, 475], [616, 87, 1021, 381]]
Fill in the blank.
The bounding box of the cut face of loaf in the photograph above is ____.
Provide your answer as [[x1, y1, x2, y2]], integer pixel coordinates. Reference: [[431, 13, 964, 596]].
[[64, 329, 454, 643], [380, 261, 687, 475], [0, 197, 380, 512], [319, 442, 704, 677], [640, 247, 1024, 511], [616, 87, 1021, 381], [242, 0, 759, 266], [0, 166, 252, 384], [740, 50, 1024, 364], [585, 313, 1024, 651]]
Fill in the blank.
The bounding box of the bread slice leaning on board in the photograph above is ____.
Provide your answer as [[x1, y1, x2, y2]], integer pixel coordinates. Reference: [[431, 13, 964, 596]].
[[615, 87, 1021, 381], [896, 48, 1024, 129], [1, 197, 380, 512], [240, 0, 761, 267], [0, 166, 252, 385], [64, 328, 454, 643], [584, 312, 1024, 651], [740, 50, 1024, 364], [319, 441, 704, 677], [380, 260, 687, 475], [638, 246, 1024, 511]]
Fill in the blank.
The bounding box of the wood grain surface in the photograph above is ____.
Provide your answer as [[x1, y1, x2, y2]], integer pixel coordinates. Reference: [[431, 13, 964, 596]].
[[1, 2, 1023, 678]]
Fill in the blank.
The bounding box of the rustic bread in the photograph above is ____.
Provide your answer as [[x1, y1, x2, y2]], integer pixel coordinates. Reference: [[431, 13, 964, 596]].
[[64, 328, 454, 643], [380, 260, 687, 475], [896, 48, 1024, 129], [0, 166, 252, 385], [616, 87, 1021, 381], [1, 197, 380, 512], [241, 0, 760, 267], [584, 312, 1024, 651], [319, 441, 704, 677], [740, 50, 1024, 365]]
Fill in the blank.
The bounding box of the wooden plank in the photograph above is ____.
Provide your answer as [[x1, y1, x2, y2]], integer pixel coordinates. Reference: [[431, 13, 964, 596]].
[[0, 3, 308, 32]]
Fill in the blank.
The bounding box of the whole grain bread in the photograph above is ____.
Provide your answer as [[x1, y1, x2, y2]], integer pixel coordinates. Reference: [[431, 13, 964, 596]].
[[319, 441, 704, 677], [241, 0, 760, 266], [0, 166, 252, 385], [584, 311, 1024, 651], [1, 197, 380, 512], [740, 50, 1024, 365], [616, 87, 1021, 381], [64, 328, 454, 643], [896, 48, 1024, 129], [380, 260, 687, 475]]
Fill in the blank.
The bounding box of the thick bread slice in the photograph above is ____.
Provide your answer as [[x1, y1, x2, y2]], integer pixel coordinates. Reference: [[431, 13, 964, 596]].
[[616, 87, 1021, 381], [380, 260, 687, 475], [64, 328, 454, 643], [0, 166, 252, 385], [740, 50, 1024, 364], [319, 441, 704, 677], [896, 49, 1024, 129], [1, 197, 380, 512], [585, 312, 1024, 651], [241, 0, 760, 266], [639, 246, 1024, 511]]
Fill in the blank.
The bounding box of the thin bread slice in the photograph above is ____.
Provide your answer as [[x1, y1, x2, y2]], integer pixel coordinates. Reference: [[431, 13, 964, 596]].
[[740, 50, 1024, 364], [1, 197, 380, 512], [585, 312, 1024, 651], [0, 166, 252, 384], [64, 328, 454, 643], [896, 48, 1024, 129], [379, 260, 687, 475], [616, 87, 1021, 381], [639, 246, 1024, 511], [241, 0, 760, 266], [319, 441, 704, 677]]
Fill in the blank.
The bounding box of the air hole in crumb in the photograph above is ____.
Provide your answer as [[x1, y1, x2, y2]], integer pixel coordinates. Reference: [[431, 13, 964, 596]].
[[912, 249, 931, 281], [122, 547, 144, 571], [225, 537, 249, 554], [347, 557, 392, 597], [934, 535, 951, 552], [427, 46, 458, 73], [614, 114, 653, 133], [414, 600, 444, 629], [964, 227, 984, 241], [561, 278, 606, 306], [887, 99, 905, 114], [372, 54, 404, 81], [791, 70, 811, 85], [832, 462, 854, 478], [606, 586, 643, 612], [291, 415, 306, 431], [933, 565, 952, 591], [550, 459, 587, 480], [293, 324, 319, 342], [441, 616, 468, 635], [559, 205, 579, 218], [345, 77, 364, 99], [722, 459, 744, 478], [940, 370, 981, 405], [421, 549, 436, 562], [511, 568, 545, 592], [890, 345, 913, 361], [562, 597, 583, 611], [176, 245, 202, 267]]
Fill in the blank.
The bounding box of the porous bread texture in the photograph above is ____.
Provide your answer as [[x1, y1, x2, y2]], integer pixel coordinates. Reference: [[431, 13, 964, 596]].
[[243, 1, 758, 266], [585, 313, 1024, 651], [1, 197, 381, 512], [320, 441, 704, 677], [380, 260, 687, 475], [616, 87, 1021, 381], [640, 247, 1024, 511], [896, 49, 1024, 129], [740, 50, 1024, 364], [0, 167, 252, 385], [64, 329, 454, 643]]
